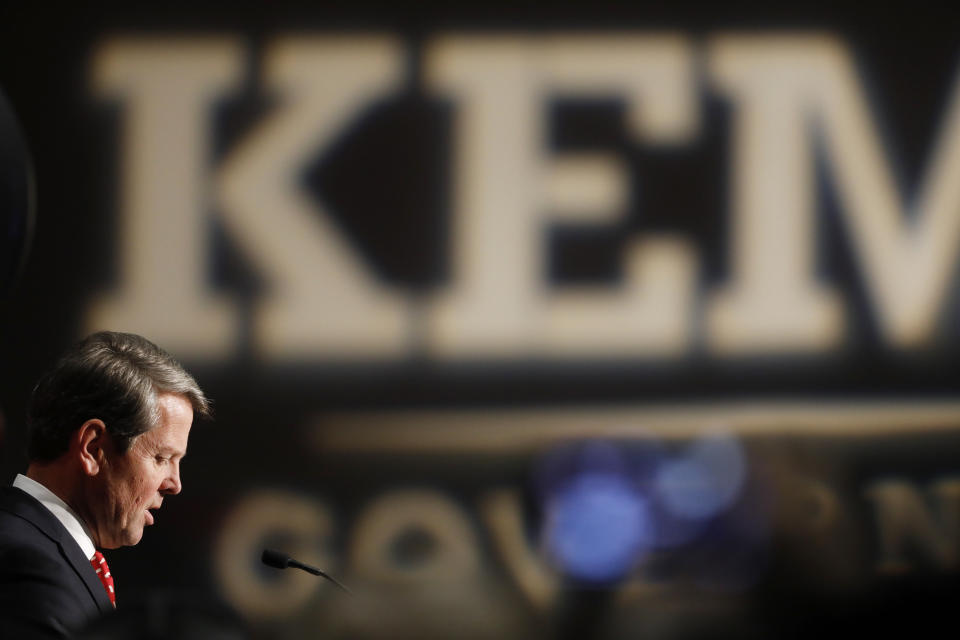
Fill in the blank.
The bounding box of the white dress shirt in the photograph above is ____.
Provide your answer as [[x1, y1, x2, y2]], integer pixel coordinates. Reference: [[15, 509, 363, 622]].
[[13, 473, 97, 561]]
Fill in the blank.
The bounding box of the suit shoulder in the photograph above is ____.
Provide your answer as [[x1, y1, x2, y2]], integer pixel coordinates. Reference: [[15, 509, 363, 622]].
[[0, 524, 97, 638]]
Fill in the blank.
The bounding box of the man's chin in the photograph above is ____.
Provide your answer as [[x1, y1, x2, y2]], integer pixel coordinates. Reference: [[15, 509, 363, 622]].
[[114, 527, 145, 548]]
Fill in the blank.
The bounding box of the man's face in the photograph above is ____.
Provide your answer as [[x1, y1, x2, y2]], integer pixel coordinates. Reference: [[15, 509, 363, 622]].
[[91, 392, 193, 549]]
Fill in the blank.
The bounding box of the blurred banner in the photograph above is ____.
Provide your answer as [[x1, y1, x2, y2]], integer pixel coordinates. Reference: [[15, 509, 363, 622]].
[[3, 4, 960, 638]]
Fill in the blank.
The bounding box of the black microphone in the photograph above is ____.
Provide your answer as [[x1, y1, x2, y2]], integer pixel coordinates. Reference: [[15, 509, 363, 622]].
[[261, 549, 352, 594]]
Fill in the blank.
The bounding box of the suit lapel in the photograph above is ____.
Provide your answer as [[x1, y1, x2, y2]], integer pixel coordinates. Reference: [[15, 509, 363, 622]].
[[60, 533, 114, 613], [0, 487, 113, 613]]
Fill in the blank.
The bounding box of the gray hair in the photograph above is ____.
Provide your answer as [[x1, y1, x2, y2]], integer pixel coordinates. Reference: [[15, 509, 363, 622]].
[[27, 331, 211, 462]]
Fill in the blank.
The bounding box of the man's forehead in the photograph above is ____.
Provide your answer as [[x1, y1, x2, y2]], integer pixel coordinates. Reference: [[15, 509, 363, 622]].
[[138, 394, 193, 449], [136, 425, 189, 451], [156, 391, 194, 419]]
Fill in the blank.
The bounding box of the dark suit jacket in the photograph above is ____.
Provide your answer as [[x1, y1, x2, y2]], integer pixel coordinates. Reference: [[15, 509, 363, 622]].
[[0, 486, 113, 638]]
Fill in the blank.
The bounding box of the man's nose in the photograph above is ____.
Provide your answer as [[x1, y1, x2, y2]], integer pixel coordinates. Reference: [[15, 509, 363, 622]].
[[161, 462, 182, 495]]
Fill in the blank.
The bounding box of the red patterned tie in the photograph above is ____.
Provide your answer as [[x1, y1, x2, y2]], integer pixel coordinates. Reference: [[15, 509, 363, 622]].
[[90, 550, 116, 607]]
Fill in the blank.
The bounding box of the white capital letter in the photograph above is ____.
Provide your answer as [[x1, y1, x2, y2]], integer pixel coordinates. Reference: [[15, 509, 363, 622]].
[[89, 38, 242, 357], [217, 38, 409, 359], [427, 35, 697, 358]]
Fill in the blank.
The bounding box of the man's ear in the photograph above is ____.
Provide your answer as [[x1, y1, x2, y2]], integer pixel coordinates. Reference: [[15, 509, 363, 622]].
[[75, 419, 107, 476]]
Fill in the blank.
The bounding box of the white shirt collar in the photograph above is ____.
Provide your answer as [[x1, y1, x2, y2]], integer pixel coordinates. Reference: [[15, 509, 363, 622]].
[[13, 473, 97, 560]]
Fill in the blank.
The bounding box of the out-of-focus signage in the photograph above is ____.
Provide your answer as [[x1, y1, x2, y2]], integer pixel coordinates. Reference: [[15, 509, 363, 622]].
[[87, 34, 960, 362]]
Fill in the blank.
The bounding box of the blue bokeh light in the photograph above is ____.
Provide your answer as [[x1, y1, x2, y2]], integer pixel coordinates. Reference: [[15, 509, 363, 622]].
[[655, 432, 746, 520], [544, 471, 652, 583], [535, 433, 756, 584]]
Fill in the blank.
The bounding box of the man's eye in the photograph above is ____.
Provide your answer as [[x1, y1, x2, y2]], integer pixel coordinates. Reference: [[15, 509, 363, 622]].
[[155, 455, 169, 464]]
